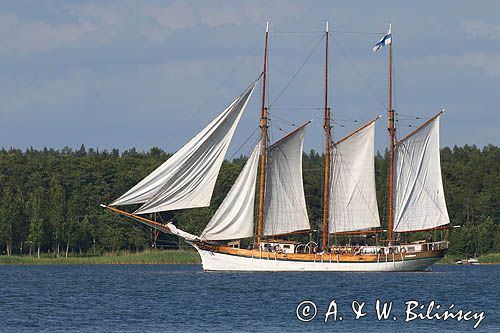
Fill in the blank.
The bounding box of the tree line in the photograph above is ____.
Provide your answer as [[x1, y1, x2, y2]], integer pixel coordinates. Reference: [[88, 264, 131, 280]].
[[0, 144, 498, 257]]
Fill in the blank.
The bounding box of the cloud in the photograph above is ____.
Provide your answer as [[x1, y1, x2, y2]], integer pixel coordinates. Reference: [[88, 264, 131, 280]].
[[139, 0, 304, 40], [0, 1, 306, 58], [462, 21, 500, 40], [0, 1, 497, 151], [408, 52, 500, 78], [0, 14, 100, 56]]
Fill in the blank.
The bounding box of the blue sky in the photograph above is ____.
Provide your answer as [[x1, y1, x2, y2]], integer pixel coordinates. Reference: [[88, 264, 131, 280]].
[[0, 0, 498, 155]]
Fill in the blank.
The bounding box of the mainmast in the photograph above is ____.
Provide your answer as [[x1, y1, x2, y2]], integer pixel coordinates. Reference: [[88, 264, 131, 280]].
[[322, 22, 331, 251], [257, 22, 269, 247], [387, 24, 395, 243]]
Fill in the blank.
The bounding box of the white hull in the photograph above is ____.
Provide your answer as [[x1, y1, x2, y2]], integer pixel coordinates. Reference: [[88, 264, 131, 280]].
[[192, 244, 441, 272]]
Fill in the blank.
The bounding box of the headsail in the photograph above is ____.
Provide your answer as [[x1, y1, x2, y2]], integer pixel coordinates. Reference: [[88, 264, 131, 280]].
[[111, 84, 256, 214], [329, 119, 381, 233], [201, 142, 261, 240], [394, 113, 450, 232], [263, 123, 311, 236]]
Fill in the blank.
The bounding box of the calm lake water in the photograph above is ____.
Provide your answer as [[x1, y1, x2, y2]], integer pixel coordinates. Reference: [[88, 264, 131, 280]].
[[1, 264, 499, 332]]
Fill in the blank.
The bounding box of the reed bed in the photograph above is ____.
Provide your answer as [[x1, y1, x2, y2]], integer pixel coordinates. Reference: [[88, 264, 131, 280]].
[[0, 250, 200, 265]]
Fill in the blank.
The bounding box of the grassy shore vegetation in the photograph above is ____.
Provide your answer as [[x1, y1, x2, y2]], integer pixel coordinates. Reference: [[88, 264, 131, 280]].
[[438, 253, 463, 265], [438, 253, 500, 265], [0, 144, 498, 259], [0, 250, 200, 265], [477, 253, 500, 264]]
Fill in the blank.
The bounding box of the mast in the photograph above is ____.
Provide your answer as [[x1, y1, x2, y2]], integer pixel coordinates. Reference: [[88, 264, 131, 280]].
[[387, 24, 395, 243], [322, 21, 331, 251], [257, 22, 269, 247]]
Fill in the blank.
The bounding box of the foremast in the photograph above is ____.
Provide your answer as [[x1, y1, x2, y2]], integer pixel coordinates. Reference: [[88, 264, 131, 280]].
[[322, 22, 331, 251], [257, 22, 269, 247]]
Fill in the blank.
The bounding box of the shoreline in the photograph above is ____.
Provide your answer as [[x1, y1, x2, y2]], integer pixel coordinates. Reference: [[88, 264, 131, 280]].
[[1, 251, 499, 266], [0, 250, 200, 265], [437, 253, 500, 265]]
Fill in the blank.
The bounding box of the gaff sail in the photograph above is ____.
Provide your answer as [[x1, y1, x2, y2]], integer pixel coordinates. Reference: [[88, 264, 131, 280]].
[[263, 123, 311, 236], [329, 120, 381, 233], [393, 113, 450, 232]]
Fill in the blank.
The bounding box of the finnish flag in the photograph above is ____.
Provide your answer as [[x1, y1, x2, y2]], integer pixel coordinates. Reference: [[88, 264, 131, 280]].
[[372, 24, 392, 52]]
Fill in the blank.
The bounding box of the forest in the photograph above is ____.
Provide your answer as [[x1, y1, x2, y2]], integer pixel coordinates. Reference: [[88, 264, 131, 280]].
[[0, 143, 498, 258]]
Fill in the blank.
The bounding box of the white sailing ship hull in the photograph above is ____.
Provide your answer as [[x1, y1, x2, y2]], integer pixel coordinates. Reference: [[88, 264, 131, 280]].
[[192, 244, 441, 272]]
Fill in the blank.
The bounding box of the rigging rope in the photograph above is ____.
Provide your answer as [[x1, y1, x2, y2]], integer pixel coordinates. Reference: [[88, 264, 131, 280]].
[[270, 107, 322, 111], [267, 119, 292, 137], [332, 30, 385, 35], [396, 112, 431, 129], [228, 127, 260, 161], [332, 120, 346, 128], [269, 35, 325, 108], [396, 120, 414, 128], [397, 113, 430, 120], [268, 112, 297, 127], [272, 30, 323, 34], [330, 34, 387, 112], [164, 35, 264, 149], [269, 117, 294, 127]]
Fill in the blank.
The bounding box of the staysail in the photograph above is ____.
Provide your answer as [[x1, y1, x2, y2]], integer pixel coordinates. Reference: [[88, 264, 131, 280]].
[[329, 120, 381, 233], [393, 113, 450, 232], [263, 123, 311, 236], [201, 142, 261, 240], [111, 84, 256, 214]]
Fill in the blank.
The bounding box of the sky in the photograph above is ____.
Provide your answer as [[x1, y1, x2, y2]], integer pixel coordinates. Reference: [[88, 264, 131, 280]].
[[0, 0, 498, 155]]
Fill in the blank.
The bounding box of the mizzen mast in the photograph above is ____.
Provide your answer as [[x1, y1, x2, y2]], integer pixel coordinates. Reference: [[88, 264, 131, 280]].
[[257, 22, 269, 247], [322, 21, 331, 251], [387, 23, 395, 244]]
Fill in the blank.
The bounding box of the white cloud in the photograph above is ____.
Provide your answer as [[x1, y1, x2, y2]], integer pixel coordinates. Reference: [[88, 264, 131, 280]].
[[0, 1, 306, 57], [462, 21, 500, 40], [409, 52, 500, 78], [139, 0, 304, 40], [0, 14, 100, 56]]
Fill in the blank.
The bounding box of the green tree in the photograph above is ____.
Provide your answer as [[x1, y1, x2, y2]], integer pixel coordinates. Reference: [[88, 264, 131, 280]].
[[27, 187, 46, 258], [64, 194, 80, 257], [0, 187, 14, 255], [476, 217, 496, 255], [48, 177, 65, 257]]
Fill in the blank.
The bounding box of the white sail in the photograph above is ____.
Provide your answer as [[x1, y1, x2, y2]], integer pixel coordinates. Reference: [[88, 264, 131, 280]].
[[263, 124, 310, 236], [201, 142, 261, 240], [111, 84, 255, 214], [329, 121, 381, 233], [166, 222, 201, 242], [394, 114, 450, 232]]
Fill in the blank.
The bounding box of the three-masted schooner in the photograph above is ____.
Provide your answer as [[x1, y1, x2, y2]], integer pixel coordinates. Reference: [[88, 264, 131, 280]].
[[102, 22, 450, 271]]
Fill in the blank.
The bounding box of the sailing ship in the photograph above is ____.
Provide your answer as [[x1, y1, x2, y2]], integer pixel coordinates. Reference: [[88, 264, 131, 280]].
[[102, 23, 450, 271]]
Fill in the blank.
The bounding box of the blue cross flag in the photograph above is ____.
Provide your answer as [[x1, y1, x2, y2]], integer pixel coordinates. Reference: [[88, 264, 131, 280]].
[[372, 24, 392, 52]]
